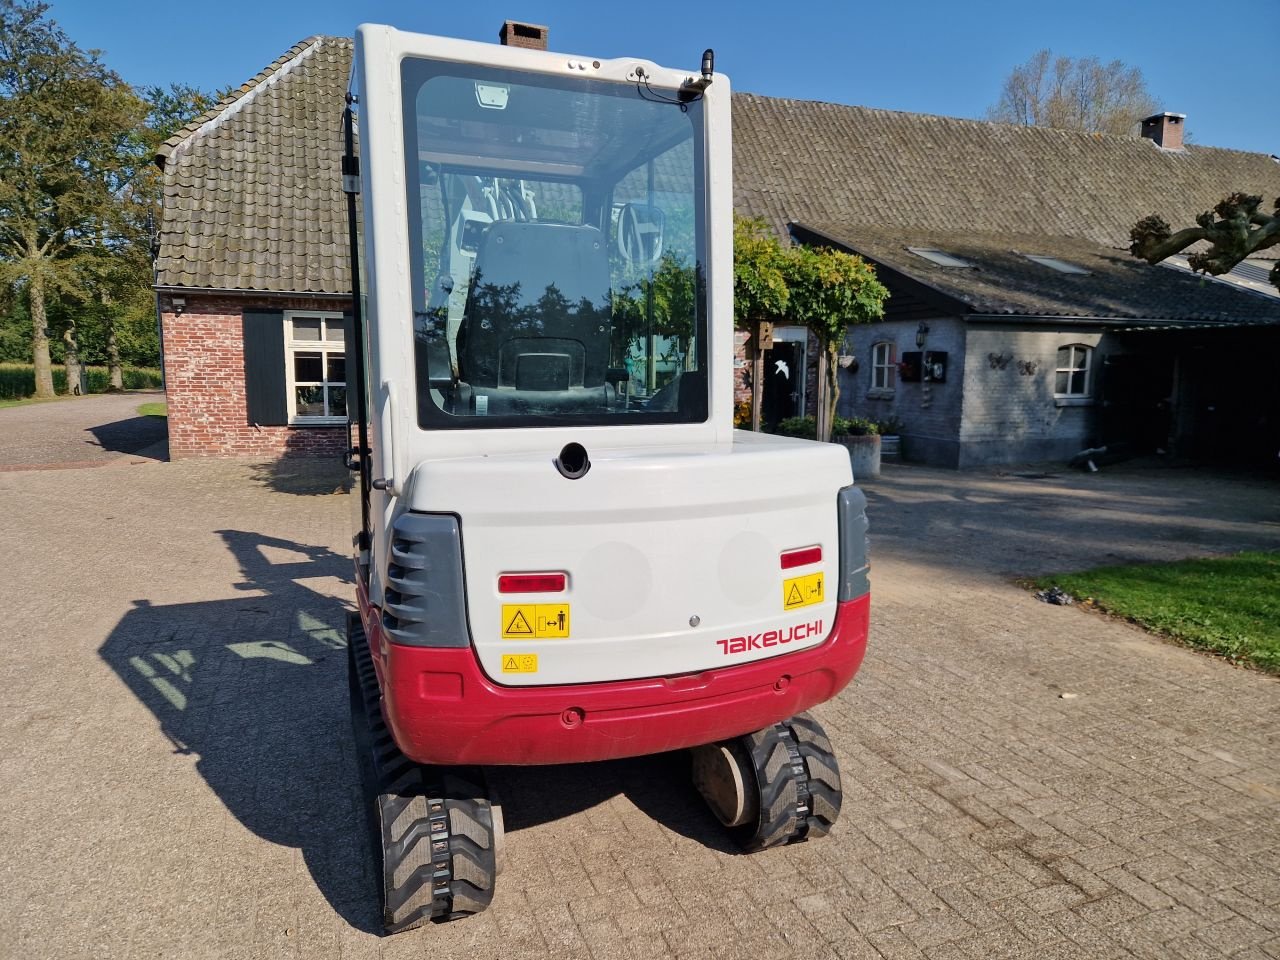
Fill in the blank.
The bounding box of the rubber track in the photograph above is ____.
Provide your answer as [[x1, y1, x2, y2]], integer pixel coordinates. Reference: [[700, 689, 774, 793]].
[[730, 712, 842, 851], [347, 614, 498, 931], [787, 712, 843, 838]]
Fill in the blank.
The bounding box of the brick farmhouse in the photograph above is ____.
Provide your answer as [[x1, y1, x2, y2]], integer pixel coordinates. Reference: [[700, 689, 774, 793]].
[[154, 29, 1280, 466]]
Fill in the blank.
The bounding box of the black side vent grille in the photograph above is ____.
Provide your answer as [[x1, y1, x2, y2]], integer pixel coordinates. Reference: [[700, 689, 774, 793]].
[[381, 513, 471, 648]]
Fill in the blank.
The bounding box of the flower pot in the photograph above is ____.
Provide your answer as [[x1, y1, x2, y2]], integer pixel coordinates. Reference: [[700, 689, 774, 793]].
[[836, 434, 881, 479]]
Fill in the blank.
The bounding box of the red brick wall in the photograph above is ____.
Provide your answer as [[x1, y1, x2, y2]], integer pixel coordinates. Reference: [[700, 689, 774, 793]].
[[162, 293, 352, 459]]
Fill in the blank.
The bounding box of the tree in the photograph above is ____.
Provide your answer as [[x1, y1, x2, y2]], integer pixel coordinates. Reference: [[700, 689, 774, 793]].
[[86, 83, 218, 388], [732, 216, 790, 327], [1131, 193, 1280, 292], [781, 244, 888, 441], [0, 0, 147, 397], [988, 50, 1159, 137], [732, 216, 889, 440]]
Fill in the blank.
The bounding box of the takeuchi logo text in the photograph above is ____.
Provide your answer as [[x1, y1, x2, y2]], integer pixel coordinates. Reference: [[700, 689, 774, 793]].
[[716, 619, 824, 655]]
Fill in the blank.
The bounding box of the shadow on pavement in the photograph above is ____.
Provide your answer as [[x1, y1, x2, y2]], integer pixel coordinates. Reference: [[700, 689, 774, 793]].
[[249, 459, 350, 496], [99, 529, 736, 936], [494, 750, 737, 854], [86, 415, 169, 459], [98, 530, 385, 932]]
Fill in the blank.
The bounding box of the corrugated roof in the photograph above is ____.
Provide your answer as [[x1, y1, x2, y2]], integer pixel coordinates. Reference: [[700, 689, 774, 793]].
[[794, 225, 1280, 326], [733, 93, 1280, 261], [154, 35, 354, 294]]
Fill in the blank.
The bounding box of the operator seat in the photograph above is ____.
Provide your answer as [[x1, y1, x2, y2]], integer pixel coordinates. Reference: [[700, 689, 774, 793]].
[[456, 221, 612, 414]]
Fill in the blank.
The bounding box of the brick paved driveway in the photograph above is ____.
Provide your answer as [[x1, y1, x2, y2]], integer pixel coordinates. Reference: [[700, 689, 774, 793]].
[[0, 457, 1276, 960], [0, 391, 167, 468]]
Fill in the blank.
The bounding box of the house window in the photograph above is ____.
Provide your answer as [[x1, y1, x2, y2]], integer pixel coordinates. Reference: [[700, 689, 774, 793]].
[[1055, 344, 1092, 397], [285, 311, 347, 422], [871, 341, 896, 391]]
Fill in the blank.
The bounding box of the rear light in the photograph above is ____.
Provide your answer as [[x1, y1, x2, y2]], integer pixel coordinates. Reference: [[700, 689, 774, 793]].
[[498, 572, 567, 594], [780, 546, 822, 569]]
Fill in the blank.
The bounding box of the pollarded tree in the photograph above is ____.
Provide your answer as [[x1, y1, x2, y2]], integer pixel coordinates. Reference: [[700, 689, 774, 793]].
[[733, 215, 790, 327], [732, 217, 889, 440], [782, 244, 888, 442], [732, 216, 791, 431], [1131, 193, 1280, 291], [0, 0, 147, 397]]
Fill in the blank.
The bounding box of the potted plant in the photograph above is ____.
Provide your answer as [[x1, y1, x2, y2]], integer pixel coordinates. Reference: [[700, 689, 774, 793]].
[[773, 415, 881, 478], [834, 416, 881, 479], [876, 415, 903, 462]]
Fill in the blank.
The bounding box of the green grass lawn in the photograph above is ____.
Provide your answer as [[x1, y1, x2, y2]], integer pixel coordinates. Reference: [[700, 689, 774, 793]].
[[1034, 552, 1280, 673], [136, 401, 167, 418], [0, 395, 62, 410]]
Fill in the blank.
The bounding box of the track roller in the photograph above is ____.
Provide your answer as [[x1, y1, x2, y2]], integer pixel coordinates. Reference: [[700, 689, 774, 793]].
[[691, 711, 842, 852], [347, 613, 502, 931]]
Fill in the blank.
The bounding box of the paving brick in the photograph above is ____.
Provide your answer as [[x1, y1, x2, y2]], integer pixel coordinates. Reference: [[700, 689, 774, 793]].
[[3, 454, 1280, 960], [1193, 917, 1277, 955]]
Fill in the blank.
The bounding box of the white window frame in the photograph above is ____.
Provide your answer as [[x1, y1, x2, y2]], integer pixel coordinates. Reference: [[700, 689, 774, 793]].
[[284, 310, 348, 425], [1054, 344, 1093, 400], [870, 341, 896, 394]]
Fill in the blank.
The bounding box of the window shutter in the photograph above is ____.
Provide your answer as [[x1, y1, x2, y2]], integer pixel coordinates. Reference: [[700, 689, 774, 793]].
[[242, 309, 288, 426]]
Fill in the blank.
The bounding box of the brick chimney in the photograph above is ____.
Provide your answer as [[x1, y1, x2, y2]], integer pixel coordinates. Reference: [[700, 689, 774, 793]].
[[499, 20, 548, 50], [1141, 112, 1186, 151]]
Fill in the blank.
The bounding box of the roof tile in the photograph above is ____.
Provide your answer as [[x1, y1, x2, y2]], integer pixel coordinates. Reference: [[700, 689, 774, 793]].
[[155, 35, 354, 293]]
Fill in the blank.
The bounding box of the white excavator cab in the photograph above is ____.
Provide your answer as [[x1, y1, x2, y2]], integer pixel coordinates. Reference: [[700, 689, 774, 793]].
[[344, 23, 871, 932]]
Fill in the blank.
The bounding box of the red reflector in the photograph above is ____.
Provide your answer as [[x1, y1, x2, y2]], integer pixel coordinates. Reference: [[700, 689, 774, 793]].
[[498, 572, 567, 594], [781, 546, 822, 570]]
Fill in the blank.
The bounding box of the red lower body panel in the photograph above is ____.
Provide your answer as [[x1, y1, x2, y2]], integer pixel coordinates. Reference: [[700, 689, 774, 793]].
[[356, 580, 869, 766]]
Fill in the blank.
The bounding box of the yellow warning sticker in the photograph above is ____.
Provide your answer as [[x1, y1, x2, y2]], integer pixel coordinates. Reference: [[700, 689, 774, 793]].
[[501, 604, 570, 639], [783, 572, 824, 610], [501, 653, 538, 674]]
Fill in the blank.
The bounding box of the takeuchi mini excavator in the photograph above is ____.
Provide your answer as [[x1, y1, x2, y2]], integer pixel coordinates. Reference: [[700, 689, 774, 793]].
[[343, 23, 871, 931]]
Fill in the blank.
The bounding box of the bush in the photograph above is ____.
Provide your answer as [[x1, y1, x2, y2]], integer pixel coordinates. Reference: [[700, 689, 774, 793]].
[[838, 416, 880, 437], [772, 415, 879, 439], [0, 363, 162, 400], [875, 415, 904, 436], [774, 416, 817, 439]]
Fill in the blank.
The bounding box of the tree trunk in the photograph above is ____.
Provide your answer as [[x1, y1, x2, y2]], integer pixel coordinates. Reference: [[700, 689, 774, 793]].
[[816, 340, 839, 443], [63, 320, 84, 396], [106, 317, 124, 391], [750, 324, 764, 432], [30, 275, 56, 399]]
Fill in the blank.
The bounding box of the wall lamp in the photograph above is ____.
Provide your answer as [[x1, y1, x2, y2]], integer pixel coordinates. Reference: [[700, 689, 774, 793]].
[[171, 296, 186, 316], [915, 321, 929, 348]]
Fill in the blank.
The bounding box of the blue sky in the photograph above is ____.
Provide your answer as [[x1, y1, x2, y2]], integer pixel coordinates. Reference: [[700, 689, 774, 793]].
[[56, 0, 1277, 155]]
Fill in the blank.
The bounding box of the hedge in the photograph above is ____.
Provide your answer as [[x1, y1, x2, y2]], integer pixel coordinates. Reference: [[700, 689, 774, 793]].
[[0, 364, 163, 401]]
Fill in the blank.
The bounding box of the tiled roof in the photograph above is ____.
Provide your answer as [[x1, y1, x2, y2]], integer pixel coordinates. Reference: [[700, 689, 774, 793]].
[[794, 225, 1280, 326], [154, 36, 354, 294], [733, 94, 1280, 261], [155, 48, 1280, 302]]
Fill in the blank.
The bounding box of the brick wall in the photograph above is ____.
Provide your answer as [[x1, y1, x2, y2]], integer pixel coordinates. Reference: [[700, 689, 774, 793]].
[[838, 316, 967, 465], [959, 326, 1104, 466], [162, 293, 352, 459], [836, 318, 1110, 467]]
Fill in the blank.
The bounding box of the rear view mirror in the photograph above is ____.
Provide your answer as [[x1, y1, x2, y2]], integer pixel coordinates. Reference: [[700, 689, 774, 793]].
[[615, 203, 665, 269]]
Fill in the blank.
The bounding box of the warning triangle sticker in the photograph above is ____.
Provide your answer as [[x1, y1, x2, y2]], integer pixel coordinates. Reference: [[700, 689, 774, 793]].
[[786, 584, 803, 606], [505, 610, 534, 635], [503, 656, 520, 671]]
